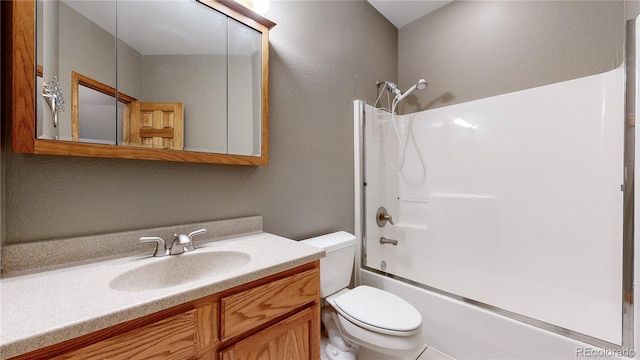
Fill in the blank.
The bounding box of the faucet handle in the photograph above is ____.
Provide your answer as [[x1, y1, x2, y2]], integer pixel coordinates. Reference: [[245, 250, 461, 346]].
[[185, 229, 206, 251], [376, 207, 394, 227], [139, 236, 169, 257], [187, 229, 206, 240]]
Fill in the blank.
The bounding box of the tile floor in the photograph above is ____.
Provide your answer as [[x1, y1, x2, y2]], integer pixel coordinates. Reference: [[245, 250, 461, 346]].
[[321, 337, 455, 360]]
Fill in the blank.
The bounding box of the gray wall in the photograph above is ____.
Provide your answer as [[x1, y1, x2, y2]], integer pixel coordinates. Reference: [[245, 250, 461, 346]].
[[2, 0, 397, 244], [397, 1, 627, 114], [1, 3, 4, 251]]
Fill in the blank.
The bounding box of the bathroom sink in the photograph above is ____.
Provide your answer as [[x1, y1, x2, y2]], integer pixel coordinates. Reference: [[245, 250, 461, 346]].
[[110, 250, 251, 292]]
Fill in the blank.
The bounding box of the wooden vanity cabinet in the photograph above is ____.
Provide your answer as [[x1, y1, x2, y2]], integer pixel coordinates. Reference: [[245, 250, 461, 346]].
[[49, 306, 215, 360], [218, 266, 320, 360], [219, 307, 315, 360], [10, 262, 320, 360]]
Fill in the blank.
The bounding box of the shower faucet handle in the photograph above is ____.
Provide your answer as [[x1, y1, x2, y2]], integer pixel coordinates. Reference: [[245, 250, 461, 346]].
[[380, 213, 394, 225], [376, 207, 394, 227]]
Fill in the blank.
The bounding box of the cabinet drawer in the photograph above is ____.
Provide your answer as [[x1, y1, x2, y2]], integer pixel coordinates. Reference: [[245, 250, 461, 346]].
[[220, 268, 319, 341], [219, 307, 313, 360], [52, 309, 198, 360]]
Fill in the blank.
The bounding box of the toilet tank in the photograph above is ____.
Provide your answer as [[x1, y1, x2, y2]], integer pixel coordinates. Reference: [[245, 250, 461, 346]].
[[300, 231, 356, 298]]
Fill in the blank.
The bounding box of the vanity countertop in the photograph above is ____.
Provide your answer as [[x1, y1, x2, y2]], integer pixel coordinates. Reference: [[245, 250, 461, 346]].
[[0, 232, 324, 360]]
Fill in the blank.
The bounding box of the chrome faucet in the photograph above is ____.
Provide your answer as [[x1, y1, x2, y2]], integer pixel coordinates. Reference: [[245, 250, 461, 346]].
[[139, 229, 207, 257], [169, 234, 192, 255]]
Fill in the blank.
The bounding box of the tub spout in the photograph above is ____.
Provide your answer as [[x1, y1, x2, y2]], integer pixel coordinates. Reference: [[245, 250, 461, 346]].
[[380, 237, 399, 245]]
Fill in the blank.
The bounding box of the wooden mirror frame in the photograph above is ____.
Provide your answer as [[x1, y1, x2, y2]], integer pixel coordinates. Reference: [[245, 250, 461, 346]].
[[4, 0, 275, 165], [71, 71, 137, 142]]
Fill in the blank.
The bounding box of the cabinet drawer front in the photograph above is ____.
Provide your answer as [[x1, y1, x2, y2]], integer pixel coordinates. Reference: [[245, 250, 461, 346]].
[[52, 309, 198, 360], [219, 307, 313, 360], [220, 268, 319, 341]]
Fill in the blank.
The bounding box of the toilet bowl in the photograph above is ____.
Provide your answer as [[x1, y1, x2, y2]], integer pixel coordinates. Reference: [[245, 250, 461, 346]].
[[301, 232, 425, 360]]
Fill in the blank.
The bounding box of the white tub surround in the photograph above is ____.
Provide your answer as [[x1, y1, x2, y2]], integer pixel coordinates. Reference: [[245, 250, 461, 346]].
[[355, 64, 631, 356], [0, 217, 324, 359]]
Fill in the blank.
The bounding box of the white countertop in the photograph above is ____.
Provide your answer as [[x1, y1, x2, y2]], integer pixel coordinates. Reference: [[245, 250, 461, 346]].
[[0, 232, 324, 359]]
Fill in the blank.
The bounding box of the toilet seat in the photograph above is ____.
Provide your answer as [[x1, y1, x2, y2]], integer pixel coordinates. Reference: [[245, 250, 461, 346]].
[[326, 286, 422, 336], [334, 310, 425, 357]]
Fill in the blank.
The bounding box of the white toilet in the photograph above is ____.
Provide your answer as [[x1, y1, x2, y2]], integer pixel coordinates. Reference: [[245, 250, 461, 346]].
[[301, 232, 425, 360]]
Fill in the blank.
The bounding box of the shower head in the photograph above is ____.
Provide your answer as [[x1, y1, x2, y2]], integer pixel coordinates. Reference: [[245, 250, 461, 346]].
[[385, 81, 402, 97], [395, 79, 428, 103], [376, 79, 428, 107], [376, 80, 402, 97]]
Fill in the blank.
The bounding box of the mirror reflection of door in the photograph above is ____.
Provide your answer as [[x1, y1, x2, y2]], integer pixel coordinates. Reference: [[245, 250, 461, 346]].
[[71, 72, 184, 149], [71, 71, 135, 145], [125, 102, 184, 150], [75, 84, 117, 144]]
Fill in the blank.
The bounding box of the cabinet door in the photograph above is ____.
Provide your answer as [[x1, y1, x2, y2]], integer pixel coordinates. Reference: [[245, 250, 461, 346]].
[[219, 307, 314, 360]]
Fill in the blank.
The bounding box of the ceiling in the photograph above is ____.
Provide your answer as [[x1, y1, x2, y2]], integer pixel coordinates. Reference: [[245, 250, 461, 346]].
[[367, 0, 452, 28]]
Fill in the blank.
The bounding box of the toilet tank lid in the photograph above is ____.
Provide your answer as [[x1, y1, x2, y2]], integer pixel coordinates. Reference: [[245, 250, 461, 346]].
[[300, 231, 356, 252]]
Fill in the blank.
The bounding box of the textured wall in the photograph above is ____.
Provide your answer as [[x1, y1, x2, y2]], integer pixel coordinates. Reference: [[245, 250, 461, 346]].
[[3, 0, 397, 244], [1, 4, 4, 249], [397, 1, 626, 114]]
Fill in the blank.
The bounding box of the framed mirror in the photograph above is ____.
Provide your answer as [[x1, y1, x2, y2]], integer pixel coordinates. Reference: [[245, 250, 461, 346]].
[[6, 0, 275, 165]]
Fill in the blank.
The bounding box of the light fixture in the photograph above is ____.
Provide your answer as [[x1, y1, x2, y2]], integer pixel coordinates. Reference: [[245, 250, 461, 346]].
[[235, 0, 269, 15], [252, 0, 269, 14]]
